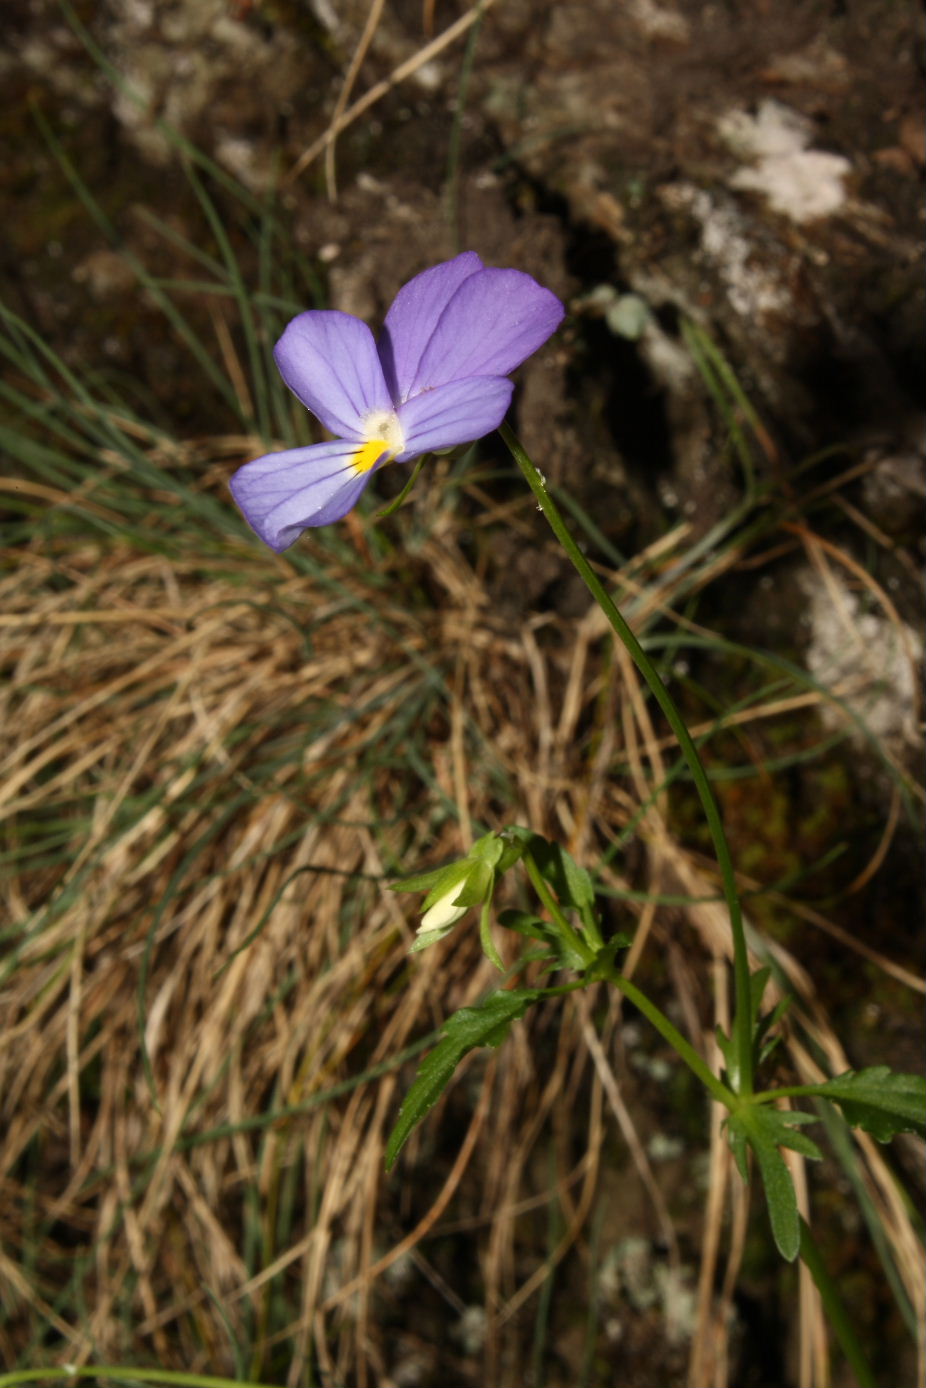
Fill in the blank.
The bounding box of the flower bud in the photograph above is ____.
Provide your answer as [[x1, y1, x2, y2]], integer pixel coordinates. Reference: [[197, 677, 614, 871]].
[[418, 883, 469, 935]]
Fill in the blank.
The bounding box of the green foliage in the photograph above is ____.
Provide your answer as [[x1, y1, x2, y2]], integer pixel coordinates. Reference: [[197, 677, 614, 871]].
[[388, 829, 636, 1169], [393, 824, 613, 969], [497, 908, 588, 970], [527, 835, 596, 915], [725, 1064, 924, 1263], [812, 1068, 926, 1143], [385, 988, 547, 1169], [727, 1105, 823, 1261], [716, 966, 790, 1093], [585, 933, 635, 977]]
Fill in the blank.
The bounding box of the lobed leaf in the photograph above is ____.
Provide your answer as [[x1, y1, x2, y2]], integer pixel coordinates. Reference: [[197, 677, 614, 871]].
[[728, 1104, 823, 1262], [385, 988, 545, 1169], [813, 1068, 925, 1143], [497, 908, 556, 943]]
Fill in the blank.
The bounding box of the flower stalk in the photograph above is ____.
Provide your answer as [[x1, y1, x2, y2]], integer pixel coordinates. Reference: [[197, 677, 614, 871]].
[[500, 421, 755, 1096], [522, 843, 735, 1108]]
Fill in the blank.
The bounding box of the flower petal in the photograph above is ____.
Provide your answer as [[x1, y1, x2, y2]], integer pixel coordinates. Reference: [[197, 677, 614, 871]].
[[229, 442, 375, 551], [395, 376, 514, 460], [274, 311, 393, 439], [379, 252, 484, 402], [410, 268, 564, 394]]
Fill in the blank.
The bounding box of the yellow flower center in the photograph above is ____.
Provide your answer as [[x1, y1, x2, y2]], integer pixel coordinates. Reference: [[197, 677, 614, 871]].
[[352, 438, 391, 474], [351, 409, 406, 475]]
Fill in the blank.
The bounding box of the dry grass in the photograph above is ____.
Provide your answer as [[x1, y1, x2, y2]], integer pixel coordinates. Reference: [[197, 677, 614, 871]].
[[2, 405, 923, 1385]]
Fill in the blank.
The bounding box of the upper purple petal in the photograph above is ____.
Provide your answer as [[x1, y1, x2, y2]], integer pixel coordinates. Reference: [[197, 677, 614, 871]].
[[409, 268, 564, 395], [378, 252, 484, 403], [274, 311, 392, 440], [229, 441, 374, 551], [395, 376, 514, 460]]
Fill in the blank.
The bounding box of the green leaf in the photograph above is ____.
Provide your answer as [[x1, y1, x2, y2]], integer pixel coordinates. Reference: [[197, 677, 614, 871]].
[[479, 900, 505, 972], [390, 865, 455, 894], [715, 1024, 735, 1083], [753, 1140, 799, 1260], [385, 989, 544, 1169], [728, 1105, 823, 1261], [497, 908, 589, 970], [499, 904, 594, 971], [721, 968, 791, 1090], [588, 934, 633, 975], [497, 908, 555, 942], [813, 1068, 926, 1142], [757, 997, 791, 1066], [727, 1113, 749, 1182], [528, 836, 596, 913], [749, 966, 772, 1025]]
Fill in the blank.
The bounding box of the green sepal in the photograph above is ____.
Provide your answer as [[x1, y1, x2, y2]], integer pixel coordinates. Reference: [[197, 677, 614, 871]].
[[479, 900, 505, 972], [410, 927, 454, 954], [390, 864, 458, 895], [392, 828, 523, 916], [495, 825, 534, 865], [420, 863, 475, 915], [468, 830, 507, 869]]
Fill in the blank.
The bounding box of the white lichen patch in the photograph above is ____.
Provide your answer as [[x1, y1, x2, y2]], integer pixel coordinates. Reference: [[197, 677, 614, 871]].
[[719, 99, 851, 223], [453, 1305, 487, 1356], [803, 572, 923, 748], [628, 0, 690, 42], [646, 1132, 685, 1162], [662, 185, 791, 322], [211, 137, 268, 193], [654, 1263, 698, 1346], [40, 0, 306, 169], [604, 1239, 700, 1346]]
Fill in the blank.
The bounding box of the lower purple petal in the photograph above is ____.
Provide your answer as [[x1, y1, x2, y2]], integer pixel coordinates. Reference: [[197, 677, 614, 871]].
[[395, 376, 514, 459], [229, 442, 374, 551]]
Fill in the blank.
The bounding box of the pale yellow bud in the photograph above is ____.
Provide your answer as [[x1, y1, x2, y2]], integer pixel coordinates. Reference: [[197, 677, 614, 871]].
[[418, 886, 468, 934]]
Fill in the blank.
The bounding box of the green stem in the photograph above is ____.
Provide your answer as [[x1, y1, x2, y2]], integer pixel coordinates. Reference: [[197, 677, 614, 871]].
[[501, 422, 754, 1094], [522, 850, 595, 967], [523, 850, 735, 1109], [750, 1083, 835, 1105], [601, 965, 736, 1109], [0, 1372, 276, 1388], [798, 1219, 877, 1387]]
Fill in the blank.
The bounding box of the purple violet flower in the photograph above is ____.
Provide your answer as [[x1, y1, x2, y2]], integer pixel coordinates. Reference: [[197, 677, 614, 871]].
[[229, 252, 564, 551]]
